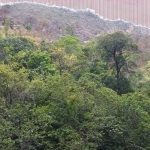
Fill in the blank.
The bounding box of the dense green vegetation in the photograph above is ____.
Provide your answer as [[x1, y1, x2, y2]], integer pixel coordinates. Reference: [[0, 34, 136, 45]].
[[0, 31, 150, 150]]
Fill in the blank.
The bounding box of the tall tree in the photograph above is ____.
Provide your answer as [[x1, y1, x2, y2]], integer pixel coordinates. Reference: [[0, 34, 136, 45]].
[[50, 36, 84, 75], [98, 31, 139, 94], [4, 18, 10, 37]]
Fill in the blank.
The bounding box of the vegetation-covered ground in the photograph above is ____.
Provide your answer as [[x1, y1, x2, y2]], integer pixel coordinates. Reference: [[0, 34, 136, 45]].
[[1, 3, 150, 67], [0, 29, 150, 150]]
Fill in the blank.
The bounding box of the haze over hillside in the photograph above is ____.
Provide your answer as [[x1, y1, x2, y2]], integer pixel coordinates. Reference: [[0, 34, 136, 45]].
[[0, 0, 150, 28], [0, 2, 150, 41], [0, 2, 150, 66]]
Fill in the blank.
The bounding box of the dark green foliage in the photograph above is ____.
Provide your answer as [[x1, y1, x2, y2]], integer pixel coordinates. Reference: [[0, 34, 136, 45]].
[[98, 31, 139, 95], [0, 33, 150, 150], [103, 75, 133, 94], [65, 25, 75, 36], [0, 36, 37, 54], [4, 18, 10, 37], [25, 24, 32, 32], [27, 51, 55, 74]]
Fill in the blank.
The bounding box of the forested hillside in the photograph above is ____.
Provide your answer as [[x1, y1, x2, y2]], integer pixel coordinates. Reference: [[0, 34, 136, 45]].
[[1, 3, 150, 67], [1, 30, 150, 150], [1, 3, 150, 150]]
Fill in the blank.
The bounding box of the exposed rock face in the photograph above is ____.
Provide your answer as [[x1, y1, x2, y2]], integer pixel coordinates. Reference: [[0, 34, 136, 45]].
[[0, 3, 150, 42]]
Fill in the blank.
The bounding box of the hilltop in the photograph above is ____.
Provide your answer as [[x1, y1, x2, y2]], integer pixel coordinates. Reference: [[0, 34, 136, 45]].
[[0, 3, 150, 40], [0, 3, 150, 65]]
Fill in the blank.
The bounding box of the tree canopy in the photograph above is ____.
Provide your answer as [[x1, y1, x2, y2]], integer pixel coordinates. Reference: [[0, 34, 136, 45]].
[[0, 33, 150, 150], [98, 31, 139, 94]]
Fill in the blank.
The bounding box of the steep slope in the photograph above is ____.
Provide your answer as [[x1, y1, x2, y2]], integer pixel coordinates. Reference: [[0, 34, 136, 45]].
[[0, 3, 150, 41], [0, 3, 150, 66]]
